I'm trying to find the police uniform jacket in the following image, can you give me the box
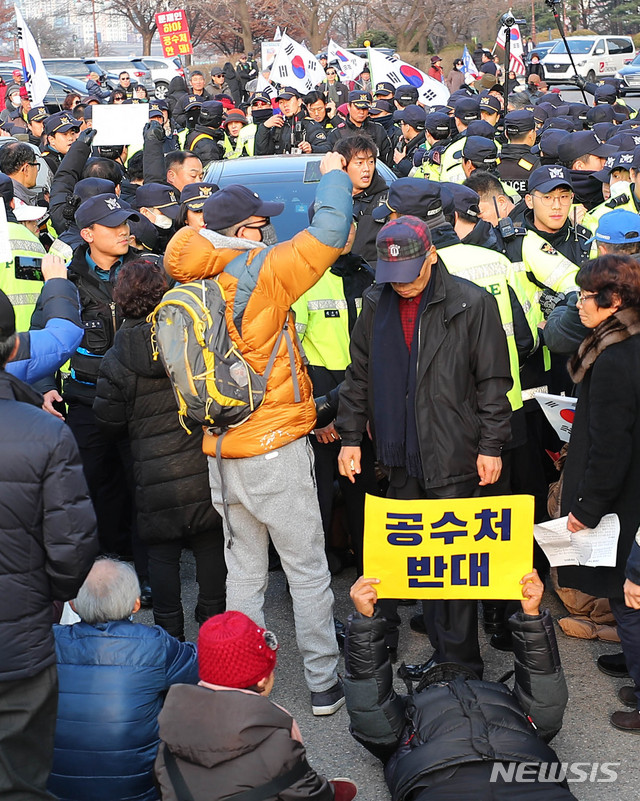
[172,89,213,129]
[254,112,330,155]
[496,144,540,196]
[184,124,224,165]
[40,146,64,177]
[343,608,568,801]
[336,258,512,489]
[327,117,393,166]
[393,131,426,177]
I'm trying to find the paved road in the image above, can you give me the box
[139,553,638,800]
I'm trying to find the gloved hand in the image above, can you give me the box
[78,128,97,146]
[143,120,165,142]
[571,74,586,89]
[314,388,340,429]
[540,288,567,319]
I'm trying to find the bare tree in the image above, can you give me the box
[101,0,157,55]
[24,15,79,58]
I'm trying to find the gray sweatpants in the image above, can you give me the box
[208,437,339,692]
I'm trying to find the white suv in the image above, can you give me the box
[541,36,635,84]
[132,57,186,99]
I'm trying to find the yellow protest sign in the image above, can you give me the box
[363,494,534,600]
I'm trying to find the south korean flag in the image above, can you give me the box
[271,33,325,94]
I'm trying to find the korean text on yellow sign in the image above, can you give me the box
[363,494,534,600]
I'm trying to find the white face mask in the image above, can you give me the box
[153,211,173,229]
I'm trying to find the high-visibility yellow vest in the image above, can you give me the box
[0,222,46,331]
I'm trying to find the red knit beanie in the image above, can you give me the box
[198,610,278,689]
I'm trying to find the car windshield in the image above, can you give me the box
[204,158,394,241]
[631,53,640,65]
[549,39,595,55]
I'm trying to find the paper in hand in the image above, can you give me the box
[533,514,620,568]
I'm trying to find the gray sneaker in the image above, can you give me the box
[311,680,345,716]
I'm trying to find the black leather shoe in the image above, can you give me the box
[489,630,514,652]
[397,657,438,682]
[139,582,153,609]
[597,652,629,678]
[618,686,638,709]
[409,613,427,635]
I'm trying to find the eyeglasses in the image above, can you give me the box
[27,161,40,170]
[532,191,574,206]
[121,76,130,81]
[327,71,336,76]
[577,290,598,304]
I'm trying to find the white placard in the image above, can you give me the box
[92,104,150,149]
[533,514,620,568]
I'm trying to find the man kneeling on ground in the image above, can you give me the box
[343,571,577,800]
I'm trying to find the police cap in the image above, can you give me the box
[372,178,443,223]
[479,94,501,115]
[465,120,496,139]
[349,90,371,108]
[43,111,81,136]
[446,184,480,218]
[527,165,573,194]
[75,193,140,229]
[461,135,498,165]
[504,110,536,137]
[276,86,300,100]
[374,82,395,97]
[586,105,626,126]
[454,97,480,123]
[394,85,419,107]
[27,106,48,123]
[424,111,451,136]
[180,182,219,210]
[393,104,426,130]
[557,131,617,165]
[135,183,181,220]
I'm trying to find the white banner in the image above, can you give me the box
[327,39,367,82]
[270,33,325,94]
[367,47,449,107]
[260,41,281,71]
[92,104,150,148]
[15,5,50,106]
[495,23,526,76]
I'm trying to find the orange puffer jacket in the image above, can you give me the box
[163,169,353,459]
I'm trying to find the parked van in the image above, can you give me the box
[541,35,635,83]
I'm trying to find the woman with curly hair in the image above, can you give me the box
[93,259,226,640]
[560,253,640,733]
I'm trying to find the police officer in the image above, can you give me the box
[26,106,48,148]
[135,182,180,251]
[582,150,640,234]
[557,130,618,209]
[176,95,203,149]
[497,110,540,196]
[255,86,330,155]
[393,85,419,110]
[438,96,481,180]
[413,112,453,180]
[184,100,225,166]
[327,90,393,166]
[304,91,336,131]
[373,81,395,105]
[368,99,399,144]
[40,112,82,176]
[479,94,501,128]
[392,105,426,177]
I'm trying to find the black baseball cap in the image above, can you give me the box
[592,152,633,183]
[129,216,159,252]
[608,131,640,150]
[594,85,618,105]
[372,178,443,223]
[135,183,180,220]
[75,193,140,229]
[393,104,426,130]
[527,165,573,194]
[349,90,372,108]
[532,129,570,159]
[446,184,481,218]
[0,289,16,340]
[461,135,498,165]
[586,105,625,126]
[250,92,272,105]
[395,85,419,106]
[557,131,617,164]
[43,111,81,136]
[374,82,395,97]
[184,95,203,111]
[149,100,167,119]
[203,185,284,230]
[504,110,535,137]
[180,181,220,210]
[369,99,394,116]
[454,97,480,123]
[424,112,451,136]
[276,86,300,100]
[75,177,116,200]
[375,216,432,283]
[465,120,496,140]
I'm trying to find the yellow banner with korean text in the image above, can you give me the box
[363,494,534,600]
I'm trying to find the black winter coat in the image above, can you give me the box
[560,322,640,598]
[343,609,569,801]
[327,117,393,166]
[93,319,221,544]
[49,138,93,235]
[336,259,512,488]
[166,76,188,119]
[254,113,331,155]
[0,370,98,681]
[184,124,224,165]
[351,170,389,268]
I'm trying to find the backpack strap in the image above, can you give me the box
[189,132,214,150]
[162,744,196,801]
[226,758,311,801]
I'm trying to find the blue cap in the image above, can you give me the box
[557,131,618,165]
[129,215,159,252]
[372,178,443,223]
[44,111,81,136]
[375,216,432,283]
[184,95,204,111]
[446,184,481,218]
[275,86,300,100]
[454,97,480,122]
[527,165,573,194]
[135,183,180,220]
[393,104,426,130]
[180,181,219,210]
[203,184,284,230]
[589,209,640,244]
[75,193,140,229]
[394,85,419,106]
[349,90,372,108]
[75,177,116,200]
[461,135,498,165]
[465,120,496,140]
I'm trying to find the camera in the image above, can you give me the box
[500,11,527,27]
